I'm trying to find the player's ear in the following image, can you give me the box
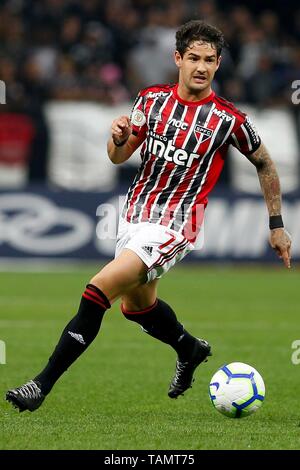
[174,51,182,68]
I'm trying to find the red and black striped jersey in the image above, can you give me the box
[122,83,261,243]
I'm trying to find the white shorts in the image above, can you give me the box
[115,217,195,282]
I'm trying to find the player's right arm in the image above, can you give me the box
[107,115,146,165]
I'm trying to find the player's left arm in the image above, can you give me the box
[244,142,292,268]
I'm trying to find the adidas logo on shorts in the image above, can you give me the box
[142,245,153,256]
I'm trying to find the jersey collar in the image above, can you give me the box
[173,83,215,106]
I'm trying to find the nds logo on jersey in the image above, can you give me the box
[213,108,234,122]
[168,118,188,130]
[194,124,213,143]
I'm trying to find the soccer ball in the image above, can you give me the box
[209,362,265,418]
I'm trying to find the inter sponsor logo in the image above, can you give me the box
[194,124,213,142]
[149,135,200,168]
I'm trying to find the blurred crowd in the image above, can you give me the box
[1,0,300,109]
[0,0,299,188]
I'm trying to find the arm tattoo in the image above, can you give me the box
[245,143,282,216]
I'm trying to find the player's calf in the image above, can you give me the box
[6,284,110,412]
[122,298,211,396]
[121,298,197,359]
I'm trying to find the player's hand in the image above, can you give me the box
[269,228,292,269]
[111,116,132,145]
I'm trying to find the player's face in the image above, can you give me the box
[175,41,221,96]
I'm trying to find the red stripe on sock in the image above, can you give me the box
[121,299,158,315]
[83,292,107,309]
[85,288,109,306]
[85,287,103,301]
[86,285,111,309]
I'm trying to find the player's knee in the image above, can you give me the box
[121,297,140,313]
[121,295,157,314]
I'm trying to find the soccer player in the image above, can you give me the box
[6,20,291,412]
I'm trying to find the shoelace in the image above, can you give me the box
[173,361,189,384]
[15,381,41,399]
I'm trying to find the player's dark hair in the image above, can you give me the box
[176,20,225,57]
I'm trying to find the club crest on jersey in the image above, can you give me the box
[131,109,146,127]
[194,124,213,143]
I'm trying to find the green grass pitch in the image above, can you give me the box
[0,265,299,450]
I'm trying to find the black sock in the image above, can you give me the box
[122,299,197,361]
[35,284,110,395]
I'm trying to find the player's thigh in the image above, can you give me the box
[121,279,159,311]
[90,249,148,303]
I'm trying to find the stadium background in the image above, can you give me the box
[0,0,300,451]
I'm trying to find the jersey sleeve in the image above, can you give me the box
[229,115,261,154]
[130,91,148,139]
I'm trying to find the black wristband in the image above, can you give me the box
[113,138,128,147]
[269,215,284,230]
